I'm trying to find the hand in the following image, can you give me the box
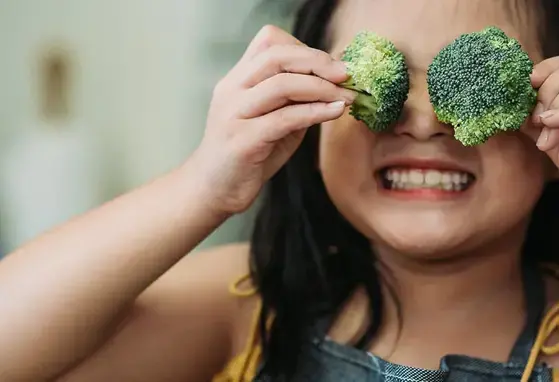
[190,25,356,215]
[527,57,559,165]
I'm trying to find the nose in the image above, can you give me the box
[392,86,454,141]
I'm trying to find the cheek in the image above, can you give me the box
[319,114,376,193]
[318,122,551,257]
[319,116,387,243]
[477,134,548,223]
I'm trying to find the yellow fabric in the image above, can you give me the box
[521,301,559,381]
[215,273,559,382]
[212,274,268,382]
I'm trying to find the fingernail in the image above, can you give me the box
[328,100,346,109]
[336,60,349,75]
[534,102,544,117]
[343,90,357,104]
[537,127,550,149]
[540,109,556,120]
[533,103,544,125]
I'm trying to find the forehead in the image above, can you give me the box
[329,0,542,68]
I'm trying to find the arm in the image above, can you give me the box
[0,24,352,382]
[57,243,255,382]
[0,155,231,381]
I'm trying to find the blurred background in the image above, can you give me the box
[0,1,295,257]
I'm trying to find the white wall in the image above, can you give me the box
[0,0,283,254]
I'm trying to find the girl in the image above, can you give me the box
[3,0,559,381]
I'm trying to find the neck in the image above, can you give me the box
[370,226,530,364]
[379,246,523,317]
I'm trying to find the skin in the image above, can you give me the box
[0,26,354,382]
[2,0,559,381]
[323,0,550,259]
[322,0,559,367]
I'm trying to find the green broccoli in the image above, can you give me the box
[427,26,537,146]
[340,31,410,132]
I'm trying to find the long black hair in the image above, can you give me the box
[249,0,559,378]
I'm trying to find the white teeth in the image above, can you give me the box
[443,182,453,191]
[424,170,441,185]
[401,172,409,183]
[452,173,461,184]
[383,168,472,191]
[409,170,423,185]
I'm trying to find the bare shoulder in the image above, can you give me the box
[60,243,256,382]
[140,242,256,330]
[140,241,261,356]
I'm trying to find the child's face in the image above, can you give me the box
[320,0,554,258]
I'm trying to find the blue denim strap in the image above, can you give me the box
[507,262,546,365]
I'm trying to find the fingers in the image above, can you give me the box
[540,108,559,127]
[535,70,559,112]
[531,57,559,88]
[238,44,348,87]
[224,25,305,88]
[534,126,559,168]
[531,58,559,130]
[522,122,559,168]
[536,125,559,149]
[241,25,304,62]
[219,25,350,148]
[536,109,559,152]
[251,101,347,143]
[238,73,356,119]
[526,107,559,167]
[526,109,559,151]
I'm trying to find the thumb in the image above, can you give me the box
[521,122,542,143]
[522,123,559,167]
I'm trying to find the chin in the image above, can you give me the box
[373,229,469,259]
[356,208,480,260]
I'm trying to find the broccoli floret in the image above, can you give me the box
[340,31,410,132]
[427,26,537,146]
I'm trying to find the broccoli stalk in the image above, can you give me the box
[339,31,410,132]
[427,26,537,146]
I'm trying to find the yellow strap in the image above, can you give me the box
[214,274,273,381]
[521,302,559,381]
[224,299,263,381]
[224,274,261,381]
[229,273,559,381]
[229,273,258,297]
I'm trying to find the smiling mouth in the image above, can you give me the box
[379,167,476,192]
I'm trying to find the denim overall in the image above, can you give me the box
[253,265,554,381]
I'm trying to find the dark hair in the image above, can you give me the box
[249,0,559,378]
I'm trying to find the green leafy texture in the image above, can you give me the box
[340,31,410,132]
[427,26,537,146]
